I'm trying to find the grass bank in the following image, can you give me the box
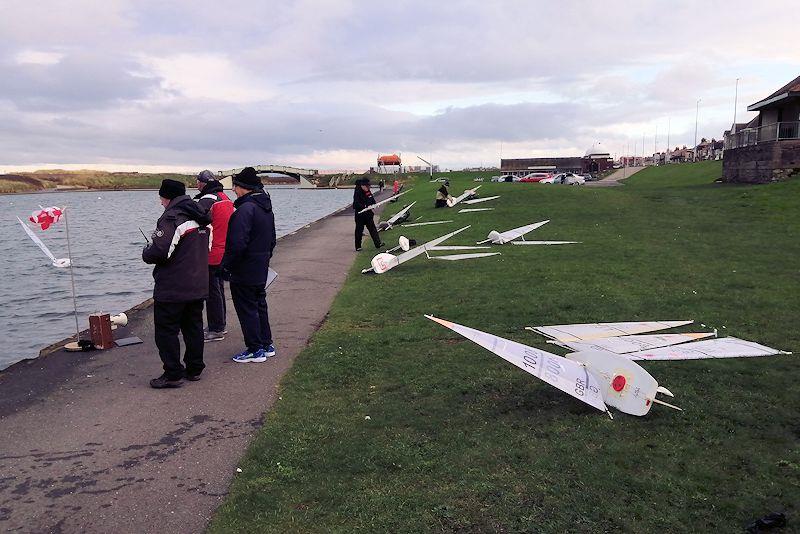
[0,170,195,193]
[211,161,799,532]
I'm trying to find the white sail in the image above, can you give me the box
[623,337,791,361]
[401,220,453,227]
[266,268,278,289]
[427,245,491,251]
[478,220,549,244]
[358,189,412,214]
[18,216,57,264]
[560,332,715,354]
[429,252,500,261]
[446,185,482,208]
[512,240,580,245]
[369,226,471,274]
[462,195,500,205]
[458,208,495,213]
[384,201,416,226]
[426,315,607,413]
[528,321,694,342]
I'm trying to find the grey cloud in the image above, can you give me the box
[0,52,160,111]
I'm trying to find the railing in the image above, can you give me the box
[725,121,800,149]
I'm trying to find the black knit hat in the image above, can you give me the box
[159,179,186,200]
[233,167,263,190]
[196,169,216,183]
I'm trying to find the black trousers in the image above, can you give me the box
[154,299,205,380]
[230,282,272,352]
[355,213,381,249]
[206,265,226,332]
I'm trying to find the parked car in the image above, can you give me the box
[543,173,585,185]
[519,173,552,182]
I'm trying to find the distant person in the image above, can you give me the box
[435,180,452,208]
[352,178,384,251]
[143,179,211,388]
[221,167,277,363]
[393,179,400,195]
[378,179,385,192]
[194,170,235,342]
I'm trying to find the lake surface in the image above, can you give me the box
[0,187,353,370]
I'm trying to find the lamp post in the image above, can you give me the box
[694,98,701,162]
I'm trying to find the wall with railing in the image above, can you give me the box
[725,121,800,150]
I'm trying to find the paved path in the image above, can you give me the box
[584,165,647,187]
[0,195,383,533]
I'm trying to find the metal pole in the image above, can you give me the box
[694,98,701,161]
[667,117,671,163]
[733,78,740,131]
[642,132,645,166]
[654,125,658,163]
[63,207,80,341]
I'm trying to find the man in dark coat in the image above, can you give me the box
[143,179,211,388]
[353,178,384,251]
[194,170,235,342]
[221,167,277,363]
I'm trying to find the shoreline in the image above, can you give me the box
[1,199,355,374]
[0,189,382,533]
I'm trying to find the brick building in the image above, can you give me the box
[723,74,800,183]
[501,147,613,176]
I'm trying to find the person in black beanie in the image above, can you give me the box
[352,178,384,251]
[221,167,277,363]
[143,179,211,388]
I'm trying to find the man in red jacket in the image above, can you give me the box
[195,170,235,342]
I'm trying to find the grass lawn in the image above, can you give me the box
[210,161,799,533]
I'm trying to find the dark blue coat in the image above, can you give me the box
[221,190,276,285]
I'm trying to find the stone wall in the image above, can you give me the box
[722,139,800,183]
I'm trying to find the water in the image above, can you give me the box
[0,187,353,370]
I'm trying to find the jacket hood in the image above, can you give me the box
[234,190,273,212]
[169,195,212,225]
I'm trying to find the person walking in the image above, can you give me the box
[353,178,383,251]
[143,179,211,388]
[392,179,400,195]
[194,170,234,342]
[221,167,277,363]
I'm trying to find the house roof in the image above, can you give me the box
[748,74,800,111]
[377,154,401,165]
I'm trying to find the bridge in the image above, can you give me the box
[217,165,319,189]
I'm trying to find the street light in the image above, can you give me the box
[694,98,702,162]
[417,155,434,180]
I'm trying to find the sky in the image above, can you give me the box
[1,0,798,173]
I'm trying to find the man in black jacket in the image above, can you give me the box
[353,178,384,251]
[143,179,211,388]
[221,167,277,363]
